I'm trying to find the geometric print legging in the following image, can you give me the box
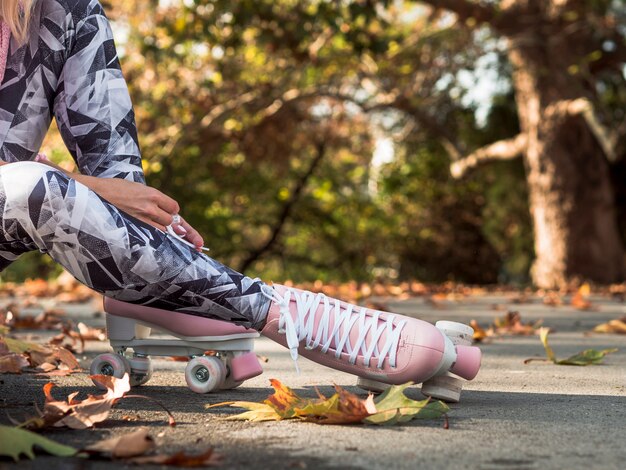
[0,162,271,330]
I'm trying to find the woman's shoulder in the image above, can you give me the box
[38,0,106,24]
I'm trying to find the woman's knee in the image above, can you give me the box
[0,161,65,205]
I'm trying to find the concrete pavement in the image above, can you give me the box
[1,292,625,469]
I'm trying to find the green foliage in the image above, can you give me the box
[31,0,546,285]
[0,252,63,283]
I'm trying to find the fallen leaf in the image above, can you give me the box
[23,374,131,429]
[364,383,449,425]
[1,337,81,375]
[493,311,542,336]
[524,328,618,366]
[0,353,29,373]
[207,379,448,426]
[470,312,541,342]
[571,283,594,310]
[130,448,221,467]
[470,320,491,342]
[49,323,85,353]
[84,428,220,466]
[0,424,77,461]
[76,322,106,341]
[2,336,48,355]
[85,428,155,458]
[542,292,563,307]
[593,317,626,334]
[264,379,302,418]
[29,344,81,372]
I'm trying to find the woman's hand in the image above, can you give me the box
[80,176,205,251]
[7,157,205,251]
[169,214,205,251]
[27,156,204,251]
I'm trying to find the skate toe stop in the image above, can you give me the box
[450,345,481,380]
[230,352,264,381]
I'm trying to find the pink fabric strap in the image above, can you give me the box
[0,19,10,85]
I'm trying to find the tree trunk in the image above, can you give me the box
[508,40,625,288]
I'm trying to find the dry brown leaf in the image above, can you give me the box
[1,337,80,375]
[470,320,491,342]
[543,291,563,307]
[130,448,221,467]
[304,385,372,425]
[0,353,29,373]
[24,374,131,429]
[83,427,219,465]
[49,324,84,353]
[3,308,65,331]
[471,312,541,342]
[21,279,54,297]
[76,322,106,341]
[86,428,155,458]
[593,317,626,334]
[121,413,141,422]
[493,311,542,336]
[29,344,81,372]
[571,283,594,310]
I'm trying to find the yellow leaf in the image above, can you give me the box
[526,328,617,366]
[207,379,448,426]
[539,327,556,362]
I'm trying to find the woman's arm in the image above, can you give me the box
[47,1,203,248]
[52,0,144,184]
[26,155,204,248]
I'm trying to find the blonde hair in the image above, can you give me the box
[1,0,34,45]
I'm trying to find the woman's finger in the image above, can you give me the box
[179,217,204,250]
[136,214,166,232]
[154,190,180,215]
[150,206,177,228]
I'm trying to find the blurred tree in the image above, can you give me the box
[97,0,529,284]
[15,0,605,288]
[418,0,626,288]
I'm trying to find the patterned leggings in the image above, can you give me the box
[0,162,271,330]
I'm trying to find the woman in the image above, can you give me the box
[0,0,479,388]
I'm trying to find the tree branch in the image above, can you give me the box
[547,98,621,162]
[238,141,327,273]
[450,133,527,178]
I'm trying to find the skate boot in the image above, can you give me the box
[90,298,264,393]
[260,285,480,403]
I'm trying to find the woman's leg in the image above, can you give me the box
[0,161,271,329]
[0,161,481,391]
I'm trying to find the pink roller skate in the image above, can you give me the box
[261,285,481,403]
[90,298,263,393]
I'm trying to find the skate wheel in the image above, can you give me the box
[421,374,463,403]
[185,356,226,393]
[90,353,130,389]
[356,377,391,394]
[128,356,153,387]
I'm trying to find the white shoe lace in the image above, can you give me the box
[166,215,211,253]
[262,286,407,373]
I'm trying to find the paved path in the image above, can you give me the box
[2,293,626,469]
